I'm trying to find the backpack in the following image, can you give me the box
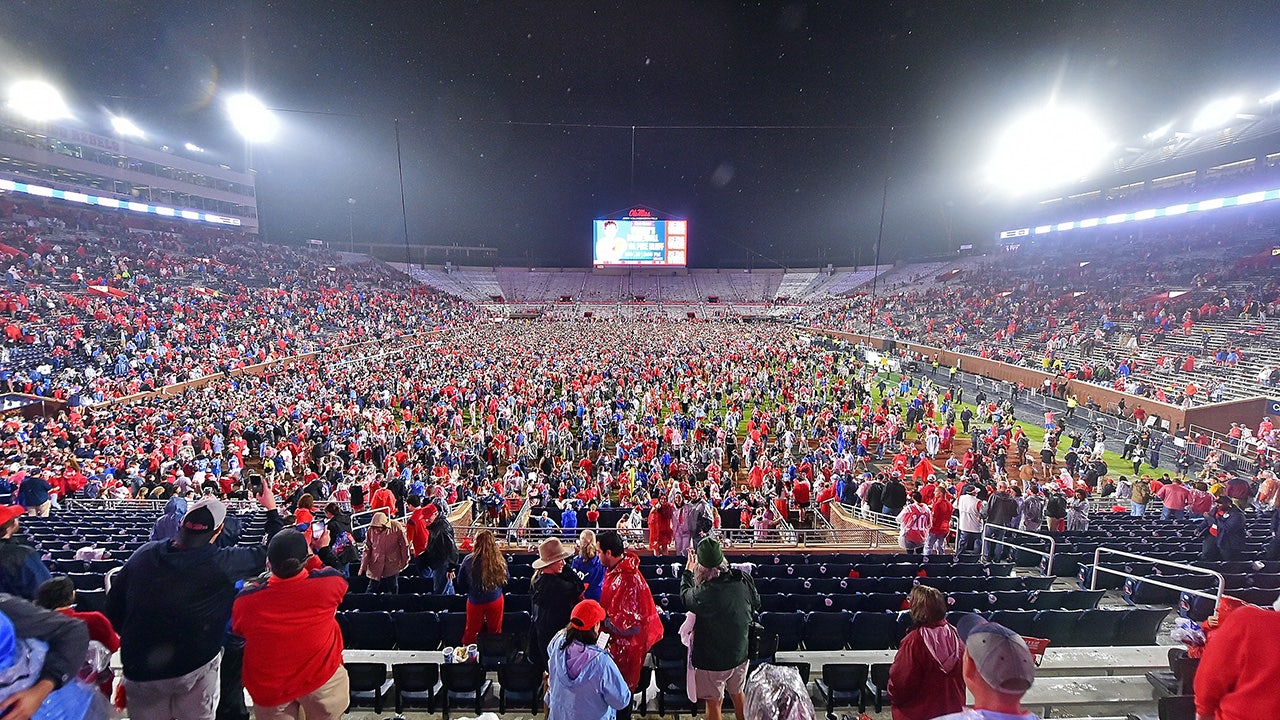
[332,531,359,567]
[1045,495,1067,518]
[1020,496,1045,528]
[695,504,714,536]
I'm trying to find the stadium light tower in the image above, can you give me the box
[6,80,71,121]
[222,93,412,266]
[986,105,1110,195]
[225,93,279,143]
[1192,97,1242,131]
[109,115,145,138]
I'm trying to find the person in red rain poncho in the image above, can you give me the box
[597,530,662,715]
[647,493,674,555]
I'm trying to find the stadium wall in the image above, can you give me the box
[804,327,1256,434]
[96,334,434,409]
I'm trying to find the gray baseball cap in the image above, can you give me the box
[955,613,1037,694]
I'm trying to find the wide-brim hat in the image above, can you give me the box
[532,537,573,569]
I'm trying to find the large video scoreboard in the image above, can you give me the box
[593,208,687,267]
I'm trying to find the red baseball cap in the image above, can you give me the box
[570,599,607,630]
[0,506,24,526]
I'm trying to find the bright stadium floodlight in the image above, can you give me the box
[109,115,145,138]
[7,80,71,121]
[225,92,278,142]
[987,105,1110,195]
[1144,122,1174,142]
[184,142,205,153]
[1261,89,1280,105]
[1192,97,1242,131]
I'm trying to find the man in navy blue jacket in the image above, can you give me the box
[0,504,50,599]
[106,490,282,720]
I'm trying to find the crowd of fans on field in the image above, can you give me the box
[0,198,1274,719]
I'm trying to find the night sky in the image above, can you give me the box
[4,1,1280,267]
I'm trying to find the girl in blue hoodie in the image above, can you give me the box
[545,599,631,720]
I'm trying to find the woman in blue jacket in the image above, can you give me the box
[571,530,605,601]
[545,599,631,720]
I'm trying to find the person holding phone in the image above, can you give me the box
[544,600,631,720]
[107,483,284,720]
[232,529,349,720]
[679,537,759,720]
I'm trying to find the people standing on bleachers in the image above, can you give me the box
[882,474,908,517]
[679,537,759,720]
[1188,481,1215,521]
[1193,597,1280,720]
[888,585,964,720]
[1044,487,1067,532]
[106,492,282,720]
[149,495,187,542]
[358,511,409,594]
[1018,487,1044,532]
[1065,489,1090,531]
[926,488,953,557]
[898,492,931,555]
[529,537,585,670]
[672,493,693,556]
[955,486,983,556]
[17,471,50,518]
[597,530,662,720]
[1200,496,1248,562]
[231,529,348,720]
[572,529,605,601]
[932,614,1041,720]
[423,501,459,594]
[1129,475,1151,516]
[983,483,1019,562]
[320,502,358,572]
[0,504,50,600]
[458,529,508,644]
[648,494,674,556]
[403,494,432,572]
[1155,476,1191,520]
[544,599,632,720]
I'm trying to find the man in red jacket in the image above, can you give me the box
[369,480,397,517]
[232,529,348,719]
[598,530,662,720]
[405,496,436,574]
[1194,598,1280,720]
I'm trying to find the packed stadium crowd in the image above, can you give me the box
[811,220,1280,408]
[0,198,476,404]
[0,195,1276,720]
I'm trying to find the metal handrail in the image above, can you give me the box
[980,523,1057,575]
[65,497,265,513]
[1089,547,1226,605]
[352,507,412,533]
[505,500,534,543]
[839,502,901,529]
[480,524,892,550]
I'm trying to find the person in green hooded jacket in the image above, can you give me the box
[679,537,759,720]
